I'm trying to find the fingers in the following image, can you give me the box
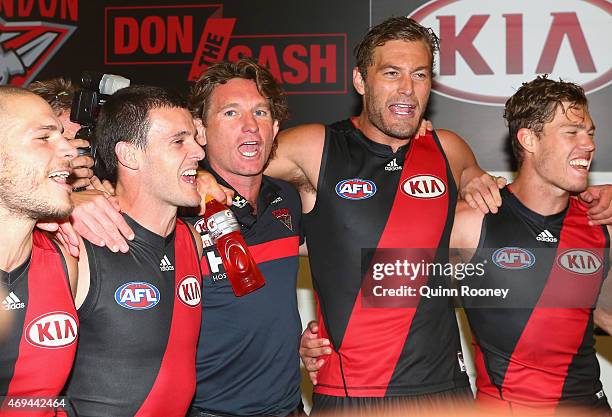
[71,178,92,190]
[35,222,59,232]
[300,338,332,360]
[461,174,503,214]
[587,204,612,225]
[308,369,320,386]
[415,118,433,138]
[463,189,491,214]
[56,223,80,257]
[578,190,595,205]
[71,155,94,170]
[486,177,503,209]
[583,185,612,225]
[101,180,116,195]
[69,139,90,149]
[70,191,134,252]
[59,221,80,247]
[196,171,235,214]
[221,185,235,206]
[496,176,507,189]
[307,320,319,335]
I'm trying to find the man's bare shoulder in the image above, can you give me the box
[435,129,470,154]
[48,234,78,297]
[451,201,486,249]
[277,123,326,146]
[267,123,326,193]
[455,200,486,225]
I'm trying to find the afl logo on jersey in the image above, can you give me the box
[177,276,202,307]
[25,312,78,349]
[557,249,602,275]
[401,175,446,199]
[115,282,160,310]
[335,179,377,200]
[492,247,535,269]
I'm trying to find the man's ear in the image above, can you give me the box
[194,117,206,146]
[272,119,280,139]
[353,67,366,96]
[115,141,139,170]
[516,128,537,155]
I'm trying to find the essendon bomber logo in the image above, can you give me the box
[410,0,612,105]
[25,311,78,349]
[105,4,347,93]
[0,0,77,86]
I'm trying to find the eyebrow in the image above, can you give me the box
[169,130,191,140]
[560,123,596,131]
[380,64,431,72]
[218,102,271,111]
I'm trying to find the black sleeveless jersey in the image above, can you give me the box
[303,119,467,397]
[0,231,77,417]
[464,187,610,411]
[64,217,202,417]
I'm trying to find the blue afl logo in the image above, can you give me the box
[114,282,160,310]
[335,178,377,200]
[492,247,536,270]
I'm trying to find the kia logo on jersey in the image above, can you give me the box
[177,276,202,307]
[25,311,78,349]
[557,249,602,275]
[401,175,446,199]
[410,0,611,105]
[335,179,377,200]
[114,282,160,310]
[492,247,535,269]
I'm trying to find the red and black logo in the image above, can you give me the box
[105,4,347,94]
[0,17,75,86]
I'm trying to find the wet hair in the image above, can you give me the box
[95,85,187,183]
[27,77,75,116]
[354,16,439,79]
[504,75,588,166]
[189,58,289,125]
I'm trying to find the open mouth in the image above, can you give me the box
[181,168,197,185]
[389,103,416,117]
[569,158,590,172]
[48,169,72,190]
[238,141,260,158]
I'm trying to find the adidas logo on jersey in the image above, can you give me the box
[159,255,175,271]
[385,158,402,171]
[536,229,558,242]
[2,292,25,310]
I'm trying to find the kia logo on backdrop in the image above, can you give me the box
[410,0,612,105]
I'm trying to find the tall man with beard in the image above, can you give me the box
[0,86,78,416]
[277,17,612,414]
[63,85,205,417]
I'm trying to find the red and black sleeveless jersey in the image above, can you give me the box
[64,216,202,417]
[464,187,610,411]
[303,119,467,397]
[0,231,77,417]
